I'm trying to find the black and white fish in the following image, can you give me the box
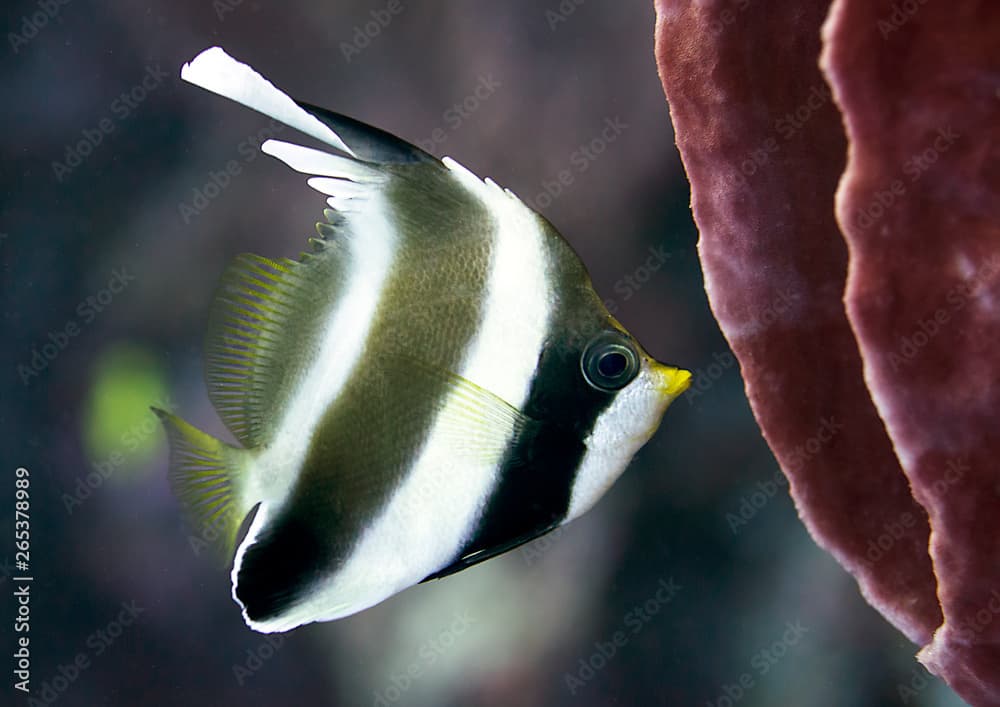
[155,47,691,633]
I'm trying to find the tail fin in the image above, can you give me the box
[153,408,255,561]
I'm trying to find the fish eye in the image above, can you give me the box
[581,332,640,391]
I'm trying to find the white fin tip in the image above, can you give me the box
[181,47,357,158]
[262,140,381,182]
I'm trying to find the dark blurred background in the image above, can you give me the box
[0,2,969,706]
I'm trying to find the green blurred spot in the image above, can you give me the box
[82,343,170,481]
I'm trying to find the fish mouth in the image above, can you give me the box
[650,364,692,400]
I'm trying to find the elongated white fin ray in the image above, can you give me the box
[262,140,384,210]
[181,47,357,157]
[307,177,370,200]
[261,140,381,182]
[314,187,368,212]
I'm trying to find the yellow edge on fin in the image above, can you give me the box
[153,407,253,562]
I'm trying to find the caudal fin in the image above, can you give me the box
[153,408,255,561]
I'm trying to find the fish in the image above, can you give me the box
[154,46,691,633]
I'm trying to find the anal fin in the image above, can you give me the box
[153,408,255,561]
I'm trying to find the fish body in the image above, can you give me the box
[157,47,691,632]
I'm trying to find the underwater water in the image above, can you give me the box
[1,1,973,705]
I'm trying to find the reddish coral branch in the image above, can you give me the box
[654,0,941,645]
[655,0,1000,703]
[822,0,1000,703]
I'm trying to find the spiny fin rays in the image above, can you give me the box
[204,252,342,447]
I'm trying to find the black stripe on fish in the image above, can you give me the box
[234,354,478,624]
[235,511,332,623]
[233,167,500,625]
[423,337,617,580]
[296,100,438,165]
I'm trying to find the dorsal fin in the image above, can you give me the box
[204,250,344,447]
[181,47,356,156]
[294,100,438,165]
[181,47,437,166]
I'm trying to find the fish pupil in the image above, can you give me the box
[598,351,628,378]
[581,333,639,391]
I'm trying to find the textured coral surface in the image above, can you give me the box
[656,0,999,703]
[823,1,1000,703]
